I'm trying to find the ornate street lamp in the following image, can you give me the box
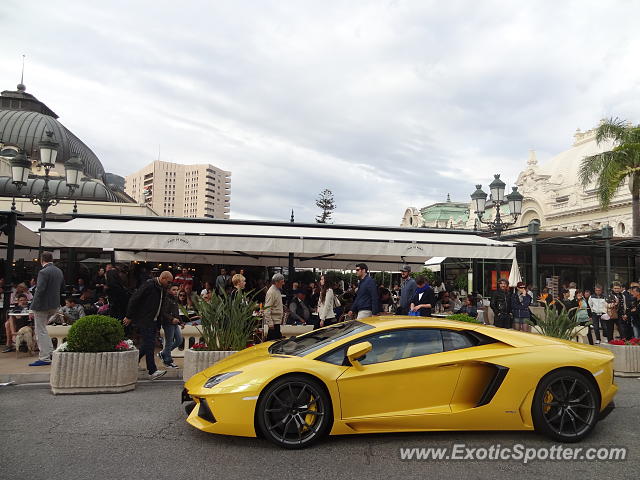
[9,131,82,231]
[471,174,523,238]
[9,151,31,185]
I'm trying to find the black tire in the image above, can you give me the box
[256,375,333,449]
[532,369,600,442]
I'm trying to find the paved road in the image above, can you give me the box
[1,378,638,480]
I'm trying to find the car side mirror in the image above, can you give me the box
[346,341,372,369]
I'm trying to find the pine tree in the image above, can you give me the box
[315,189,336,223]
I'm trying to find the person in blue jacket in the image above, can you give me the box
[511,281,533,332]
[348,263,380,319]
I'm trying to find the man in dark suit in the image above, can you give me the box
[29,251,65,366]
[123,271,173,380]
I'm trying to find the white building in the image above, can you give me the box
[513,128,629,236]
[125,161,231,219]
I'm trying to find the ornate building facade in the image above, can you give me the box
[402,126,632,237]
[513,129,629,236]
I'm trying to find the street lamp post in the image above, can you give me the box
[601,225,614,289]
[471,174,524,287]
[8,131,83,257]
[470,174,523,238]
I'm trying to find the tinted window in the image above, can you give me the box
[442,330,474,351]
[269,321,373,356]
[317,328,444,366]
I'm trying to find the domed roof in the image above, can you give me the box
[0,176,120,202]
[0,86,105,179]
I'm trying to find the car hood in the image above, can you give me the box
[184,342,295,389]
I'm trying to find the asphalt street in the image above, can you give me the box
[1,378,638,480]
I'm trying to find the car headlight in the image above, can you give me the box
[204,371,242,388]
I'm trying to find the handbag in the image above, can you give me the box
[408,310,420,316]
[607,297,619,320]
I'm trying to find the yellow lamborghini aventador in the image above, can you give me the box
[182,317,617,449]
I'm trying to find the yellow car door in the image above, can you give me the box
[336,328,466,420]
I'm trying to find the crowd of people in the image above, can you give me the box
[490,278,640,344]
[3,254,639,374]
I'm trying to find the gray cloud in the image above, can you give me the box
[1,0,639,225]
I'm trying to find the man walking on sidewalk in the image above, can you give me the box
[123,271,173,380]
[29,251,64,367]
[348,263,380,319]
[397,265,417,315]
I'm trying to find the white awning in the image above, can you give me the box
[424,256,446,272]
[0,220,41,248]
[40,215,515,269]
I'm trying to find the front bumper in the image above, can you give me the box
[182,385,258,437]
[182,387,191,403]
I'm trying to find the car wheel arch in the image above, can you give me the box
[253,372,335,438]
[536,366,602,408]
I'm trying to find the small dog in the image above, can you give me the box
[15,326,35,358]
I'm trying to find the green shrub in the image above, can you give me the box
[66,315,125,352]
[445,313,482,324]
[410,267,437,285]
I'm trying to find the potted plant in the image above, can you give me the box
[445,313,482,324]
[50,315,138,394]
[529,303,585,340]
[599,338,640,377]
[183,291,258,381]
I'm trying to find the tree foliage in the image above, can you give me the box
[315,189,336,223]
[579,118,640,210]
[410,267,437,285]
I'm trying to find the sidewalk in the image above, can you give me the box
[0,349,185,384]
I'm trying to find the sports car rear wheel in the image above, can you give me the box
[256,375,332,449]
[532,369,599,443]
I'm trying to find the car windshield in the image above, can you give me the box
[268,321,373,357]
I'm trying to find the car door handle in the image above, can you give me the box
[438,363,458,368]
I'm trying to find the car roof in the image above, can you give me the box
[358,315,567,348]
[359,315,482,331]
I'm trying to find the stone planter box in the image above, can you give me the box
[183,349,237,381]
[50,350,138,394]
[599,344,640,377]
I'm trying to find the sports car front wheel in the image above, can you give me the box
[532,369,599,443]
[256,375,332,449]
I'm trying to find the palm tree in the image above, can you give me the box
[579,118,640,236]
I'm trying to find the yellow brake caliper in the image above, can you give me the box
[543,390,554,414]
[302,394,317,432]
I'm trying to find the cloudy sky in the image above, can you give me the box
[1,0,639,225]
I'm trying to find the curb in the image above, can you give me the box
[1,368,184,385]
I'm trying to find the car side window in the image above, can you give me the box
[317,328,444,366]
[441,330,475,351]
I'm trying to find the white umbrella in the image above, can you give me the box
[508,258,522,287]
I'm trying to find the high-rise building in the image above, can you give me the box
[125,161,231,218]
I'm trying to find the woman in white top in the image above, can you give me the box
[317,274,339,329]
